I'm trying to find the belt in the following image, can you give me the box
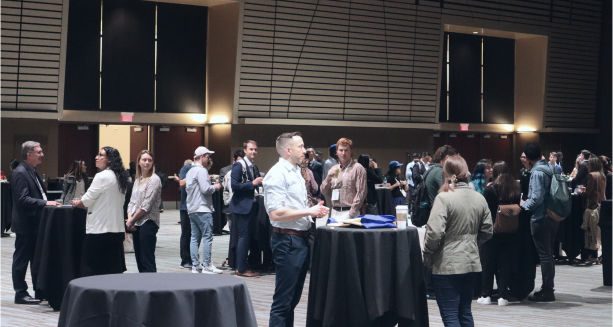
[272,227,309,238]
[332,206,350,211]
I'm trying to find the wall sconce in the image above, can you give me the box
[208,115,230,124]
[189,114,207,124]
[516,126,537,133]
[501,124,515,132]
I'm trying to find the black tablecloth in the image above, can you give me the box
[307,226,428,327]
[1,182,11,233]
[376,188,396,216]
[58,273,257,327]
[32,206,86,310]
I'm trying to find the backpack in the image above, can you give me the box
[411,168,434,227]
[533,164,572,222]
[222,170,233,206]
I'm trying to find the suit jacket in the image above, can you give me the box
[229,160,260,215]
[11,161,47,234]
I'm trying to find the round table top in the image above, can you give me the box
[318,225,417,234]
[69,273,246,292]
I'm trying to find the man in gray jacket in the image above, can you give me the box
[521,142,556,302]
[186,146,222,274]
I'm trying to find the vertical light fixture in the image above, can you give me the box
[446,33,450,121]
[154,4,158,112]
[99,0,104,110]
[480,36,484,123]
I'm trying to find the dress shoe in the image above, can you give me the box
[528,289,555,302]
[235,270,259,277]
[15,295,41,305]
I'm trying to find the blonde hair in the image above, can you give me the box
[136,150,155,179]
[440,154,469,192]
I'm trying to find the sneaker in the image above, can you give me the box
[497,298,509,306]
[181,263,192,269]
[528,289,555,302]
[202,265,223,274]
[191,266,201,274]
[476,296,492,305]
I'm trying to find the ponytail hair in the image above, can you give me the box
[440,154,469,193]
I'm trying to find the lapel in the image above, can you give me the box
[24,163,45,196]
[252,165,260,179]
[242,159,253,181]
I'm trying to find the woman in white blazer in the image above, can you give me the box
[72,146,129,276]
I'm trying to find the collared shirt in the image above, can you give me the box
[243,157,255,179]
[185,163,216,214]
[263,157,311,231]
[323,157,337,180]
[320,159,367,217]
[406,161,416,187]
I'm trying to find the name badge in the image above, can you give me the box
[331,189,340,201]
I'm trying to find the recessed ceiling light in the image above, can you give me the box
[472,31,479,34]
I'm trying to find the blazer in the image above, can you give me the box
[81,169,125,234]
[229,160,260,215]
[11,161,47,234]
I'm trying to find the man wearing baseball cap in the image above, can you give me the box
[185,146,222,274]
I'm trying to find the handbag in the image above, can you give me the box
[494,203,520,233]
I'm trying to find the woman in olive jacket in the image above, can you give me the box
[423,154,493,327]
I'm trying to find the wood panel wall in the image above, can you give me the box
[1,0,64,112]
[237,0,603,129]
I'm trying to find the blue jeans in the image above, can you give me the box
[432,273,477,327]
[189,212,213,267]
[531,218,559,291]
[269,233,309,327]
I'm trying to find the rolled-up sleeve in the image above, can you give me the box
[139,175,162,213]
[263,172,285,213]
[350,166,367,217]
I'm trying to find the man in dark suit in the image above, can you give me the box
[11,141,59,304]
[306,147,323,186]
[230,140,262,277]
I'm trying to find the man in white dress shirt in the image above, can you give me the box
[263,132,329,327]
